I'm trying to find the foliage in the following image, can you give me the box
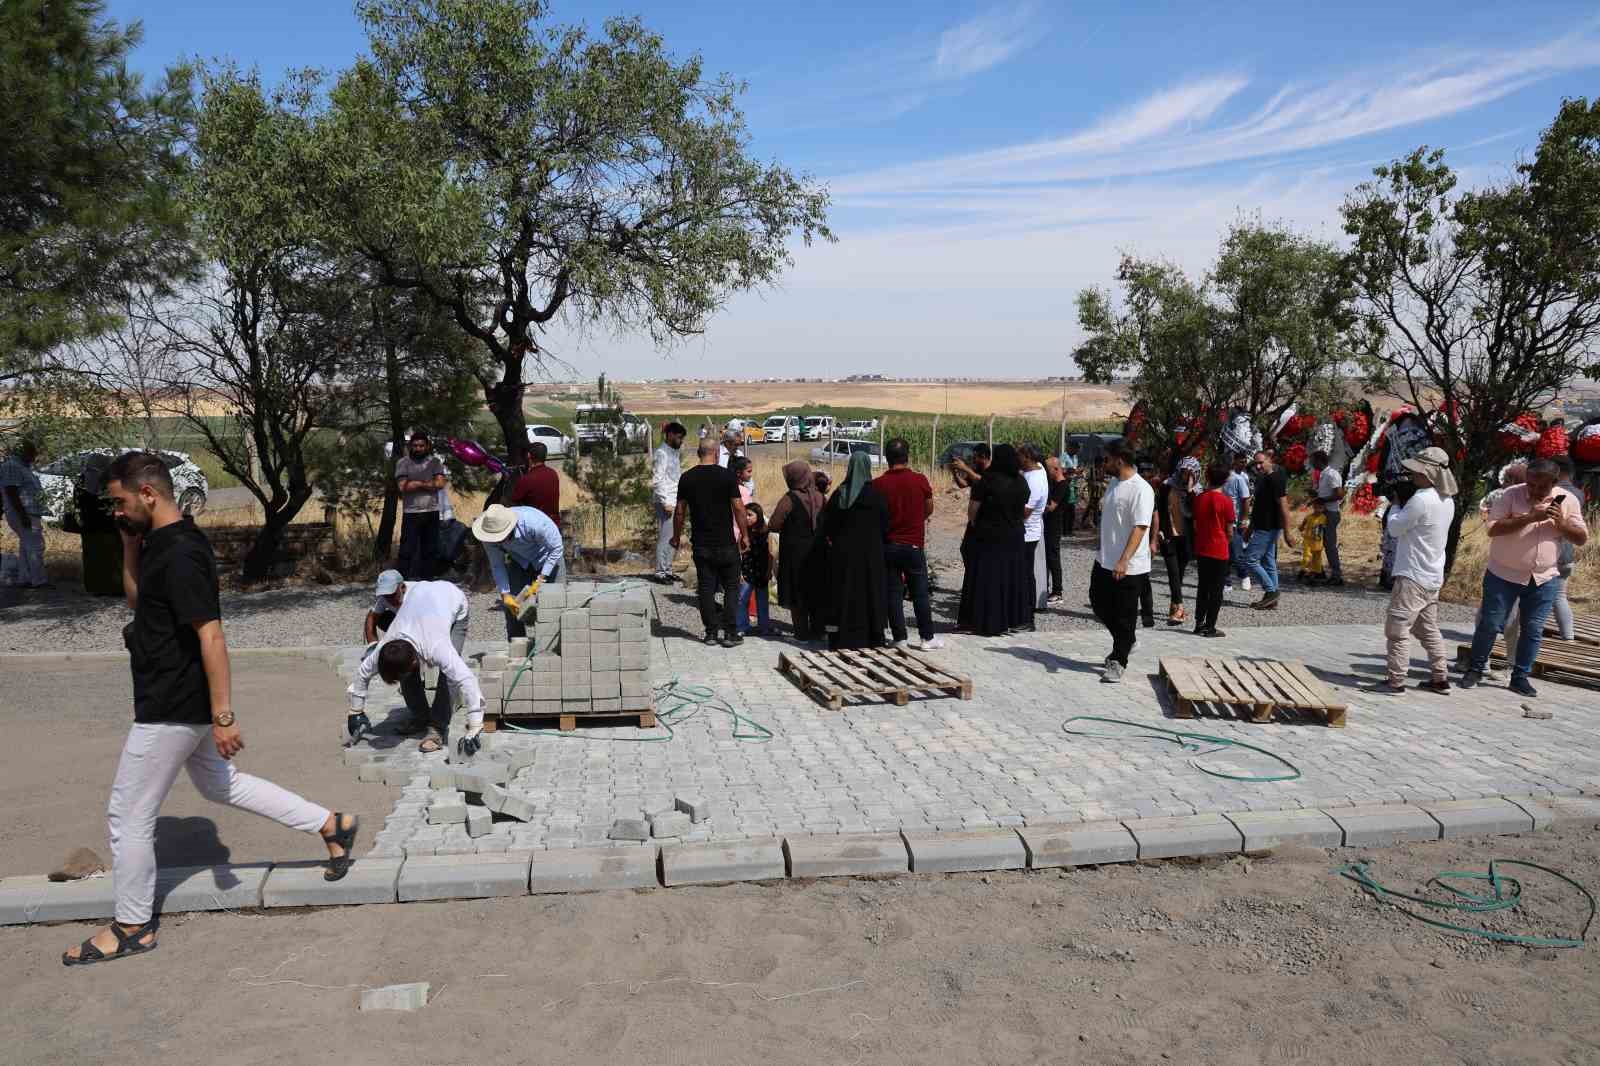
[0,0,195,373]
[1074,220,1367,455]
[1341,97,1600,572]
[563,450,651,564]
[315,0,833,454]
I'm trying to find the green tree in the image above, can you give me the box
[564,445,651,570]
[0,0,194,374]
[1074,221,1364,456]
[1341,98,1600,573]
[317,0,832,454]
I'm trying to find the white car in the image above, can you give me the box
[809,439,886,467]
[36,448,210,522]
[800,415,836,441]
[838,419,879,439]
[525,423,572,458]
[761,414,799,442]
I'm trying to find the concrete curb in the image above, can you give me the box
[1,794,1590,926]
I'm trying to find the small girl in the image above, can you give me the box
[738,501,774,636]
[1298,508,1326,581]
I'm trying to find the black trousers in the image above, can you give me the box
[1062,503,1076,536]
[694,546,741,636]
[1139,572,1154,626]
[1194,555,1228,633]
[397,509,440,580]
[1090,561,1141,666]
[1043,528,1063,594]
[1162,535,1190,608]
[884,542,934,643]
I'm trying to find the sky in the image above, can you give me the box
[107,0,1600,381]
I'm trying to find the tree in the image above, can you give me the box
[0,0,194,376]
[564,445,651,570]
[1073,220,1363,455]
[1342,98,1600,572]
[317,0,832,454]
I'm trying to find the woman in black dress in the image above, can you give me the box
[770,459,826,640]
[819,450,889,650]
[958,443,1030,636]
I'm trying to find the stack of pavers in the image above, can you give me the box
[490,580,654,725]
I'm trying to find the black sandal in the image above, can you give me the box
[62,919,159,967]
[321,813,360,882]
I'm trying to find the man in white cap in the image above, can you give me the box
[472,502,564,641]
[347,573,479,754]
[1371,446,1456,695]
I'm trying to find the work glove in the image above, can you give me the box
[345,710,372,747]
[501,593,520,613]
[455,732,482,759]
[522,578,543,600]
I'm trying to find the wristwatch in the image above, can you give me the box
[214,711,236,727]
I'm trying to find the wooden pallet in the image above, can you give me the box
[1544,615,1600,648]
[1455,638,1600,689]
[486,709,658,732]
[778,647,973,710]
[1159,657,1348,727]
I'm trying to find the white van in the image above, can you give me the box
[800,415,836,441]
[761,414,799,442]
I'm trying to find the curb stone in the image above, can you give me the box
[784,833,910,878]
[1321,804,1441,847]
[1016,821,1137,868]
[901,829,1026,873]
[1123,814,1242,860]
[1418,798,1535,838]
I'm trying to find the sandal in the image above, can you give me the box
[417,732,444,754]
[62,919,159,967]
[321,813,360,882]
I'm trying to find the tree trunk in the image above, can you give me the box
[1443,455,1492,579]
[375,481,400,562]
[489,373,527,461]
[240,499,307,583]
[374,338,405,561]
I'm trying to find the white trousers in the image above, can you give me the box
[108,723,330,924]
[3,512,45,586]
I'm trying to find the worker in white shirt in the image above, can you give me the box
[472,503,564,641]
[652,421,686,582]
[1373,447,1456,695]
[347,573,482,755]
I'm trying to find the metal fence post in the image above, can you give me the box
[878,415,884,461]
[931,413,940,476]
[1059,413,1068,457]
[986,414,994,452]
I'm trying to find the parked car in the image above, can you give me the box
[573,405,649,452]
[761,414,799,442]
[936,440,989,470]
[724,417,764,443]
[838,418,879,439]
[809,439,886,467]
[1063,432,1125,468]
[525,423,572,458]
[36,448,209,522]
[800,415,836,441]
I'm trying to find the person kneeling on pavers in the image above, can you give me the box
[347,576,483,755]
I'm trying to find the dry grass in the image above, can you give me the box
[1321,506,1597,609]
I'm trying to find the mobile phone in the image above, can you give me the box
[1553,494,1567,506]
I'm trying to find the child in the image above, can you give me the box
[1298,508,1326,582]
[1191,463,1236,637]
[738,501,773,636]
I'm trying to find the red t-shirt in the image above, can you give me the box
[509,465,560,523]
[1191,488,1236,560]
[873,466,933,548]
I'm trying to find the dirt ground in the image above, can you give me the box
[619,379,1131,421]
[0,652,393,878]
[4,823,1598,1065]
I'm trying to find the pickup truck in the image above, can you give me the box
[573,404,649,452]
[800,415,836,441]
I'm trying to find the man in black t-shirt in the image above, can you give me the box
[1042,456,1071,601]
[672,439,749,645]
[1240,448,1298,611]
[63,452,355,967]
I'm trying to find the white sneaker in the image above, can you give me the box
[890,639,909,650]
[1241,577,1252,592]
[918,636,945,650]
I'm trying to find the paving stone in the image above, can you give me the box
[397,853,532,901]
[262,859,402,907]
[901,829,1026,873]
[1503,796,1555,830]
[465,806,493,838]
[155,863,274,912]
[496,790,538,822]
[0,874,116,924]
[358,763,388,783]
[360,983,430,1011]
[1419,798,1535,838]
[529,845,659,893]
[1123,814,1242,860]
[1223,809,1343,851]
[428,801,467,825]
[1322,804,1441,847]
[675,796,712,823]
[609,818,650,841]
[784,832,909,877]
[661,839,787,886]
[650,811,692,838]
[1016,820,1138,868]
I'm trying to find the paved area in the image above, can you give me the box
[345,620,1600,858]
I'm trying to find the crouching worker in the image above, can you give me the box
[347,577,482,755]
[471,503,564,640]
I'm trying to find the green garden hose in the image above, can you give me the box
[1339,859,1595,948]
[1060,715,1302,782]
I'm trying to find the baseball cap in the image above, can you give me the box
[375,569,404,596]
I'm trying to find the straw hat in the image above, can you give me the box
[471,504,518,543]
[1401,446,1459,497]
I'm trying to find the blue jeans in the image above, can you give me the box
[1468,570,1562,680]
[1229,528,1249,581]
[883,542,935,642]
[1242,528,1280,593]
[736,580,769,634]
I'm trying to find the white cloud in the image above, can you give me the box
[935,4,1040,79]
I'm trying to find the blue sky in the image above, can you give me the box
[109,1,1600,380]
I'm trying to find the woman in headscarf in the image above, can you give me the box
[818,450,889,650]
[72,454,123,596]
[769,459,826,640]
[1158,456,1199,625]
[957,443,1030,636]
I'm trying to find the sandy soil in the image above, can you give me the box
[615,380,1132,421]
[4,823,1598,1065]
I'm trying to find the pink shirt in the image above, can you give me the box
[1486,483,1583,587]
[733,482,752,541]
